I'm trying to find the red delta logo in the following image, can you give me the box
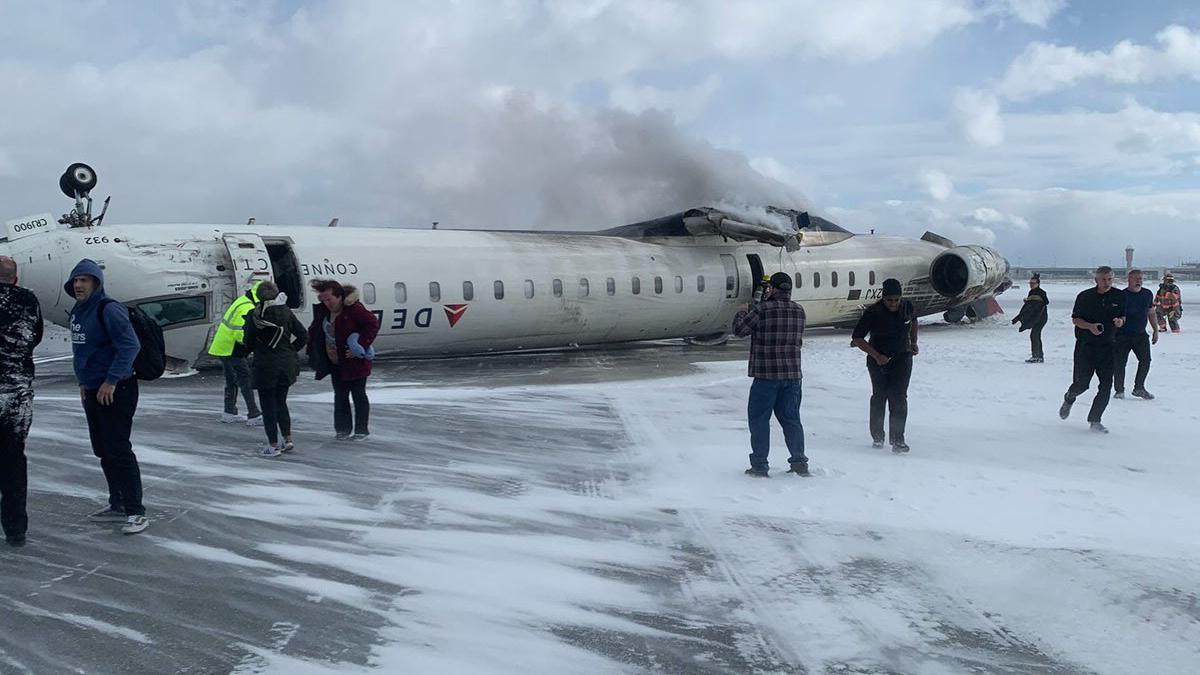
[444,304,468,327]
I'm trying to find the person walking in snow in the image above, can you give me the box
[1011,272,1048,362]
[852,278,918,453]
[207,281,266,426]
[1154,272,1182,334]
[732,272,809,477]
[307,279,379,440]
[0,256,43,547]
[66,259,149,534]
[242,281,307,457]
[1059,266,1126,434]
[1113,269,1158,401]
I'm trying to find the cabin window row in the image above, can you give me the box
[792,270,877,290]
[382,276,708,304]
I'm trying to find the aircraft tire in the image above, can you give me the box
[61,162,98,197]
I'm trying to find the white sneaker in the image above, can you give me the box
[121,515,149,534]
[88,505,127,522]
[259,444,282,458]
[221,412,246,424]
[281,440,295,453]
[246,415,264,427]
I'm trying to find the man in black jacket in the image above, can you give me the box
[1060,266,1127,433]
[852,278,918,453]
[1012,273,1048,362]
[0,256,43,547]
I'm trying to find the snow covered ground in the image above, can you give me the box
[2,281,1198,674]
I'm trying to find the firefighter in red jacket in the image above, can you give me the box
[1155,273,1182,334]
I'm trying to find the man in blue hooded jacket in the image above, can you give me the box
[66,259,149,534]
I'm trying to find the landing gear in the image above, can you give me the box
[56,162,110,228]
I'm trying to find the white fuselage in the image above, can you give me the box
[2,222,1002,365]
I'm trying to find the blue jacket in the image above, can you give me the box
[66,259,140,389]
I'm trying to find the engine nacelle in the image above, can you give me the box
[929,245,1009,299]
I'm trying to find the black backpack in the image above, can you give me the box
[98,298,167,381]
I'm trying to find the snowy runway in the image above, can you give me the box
[2,283,1198,673]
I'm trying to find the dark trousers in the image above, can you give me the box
[257,383,292,446]
[1156,308,1180,332]
[83,379,144,516]
[1065,342,1114,423]
[220,356,259,417]
[0,392,33,538]
[746,378,806,472]
[1113,333,1151,393]
[1029,321,1045,359]
[867,354,913,443]
[331,369,369,435]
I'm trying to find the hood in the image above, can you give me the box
[343,284,360,306]
[63,258,106,300]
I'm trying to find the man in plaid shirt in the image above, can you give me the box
[732,272,809,477]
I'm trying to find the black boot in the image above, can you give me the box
[786,462,811,477]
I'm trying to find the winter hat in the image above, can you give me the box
[881,278,903,297]
[769,272,793,290]
[1030,272,1041,281]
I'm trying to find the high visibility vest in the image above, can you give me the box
[207,283,262,357]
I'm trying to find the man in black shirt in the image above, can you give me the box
[1059,266,1127,432]
[1113,269,1158,400]
[852,278,918,453]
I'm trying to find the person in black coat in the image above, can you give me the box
[242,282,307,457]
[0,256,43,547]
[1012,273,1049,362]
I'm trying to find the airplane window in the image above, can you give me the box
[794,273,803,289]
[725,275,735,293]
[463,281,474,301]
[869,271,876,285]
[849,271,856,287]
[524,280,535,299]
[654,276,663,294]
[813,272,821,288]
[632,277,641,295]
[579,278,590,297]
[696,276,704,292]
[136,296,207,328]
[363,283,377,304]
[553,279,563,297]
[606,277,616,296]
[674,276,683,293]
[429,282,441,303]
[394,283,406,304]
[494,280,504,300]
[831,272,838,288]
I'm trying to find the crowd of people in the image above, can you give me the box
[0,254,1187,543]
[0,256,379,544]
[731,265,1183,476]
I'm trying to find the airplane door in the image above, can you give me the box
[222,233,273,298]
[720,254,739,299]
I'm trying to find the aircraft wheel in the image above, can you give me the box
[60,162,98,197]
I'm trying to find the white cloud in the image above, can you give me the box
[997,25,1200,101]
[921,169,956,201]
[984,0,1068,28]
[953,88,1005,146]
[608,75,723,121]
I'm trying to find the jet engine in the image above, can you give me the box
[928,245,1009,299]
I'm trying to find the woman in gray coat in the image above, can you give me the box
[242,283,307,457]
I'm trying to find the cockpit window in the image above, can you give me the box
[137,296,207,328]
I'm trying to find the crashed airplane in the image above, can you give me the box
[2,164,1010,369]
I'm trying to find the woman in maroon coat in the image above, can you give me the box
[307,279,380,440]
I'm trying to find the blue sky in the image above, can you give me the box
[2,0,1199,267]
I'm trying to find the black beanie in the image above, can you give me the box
[769,272,793,290]
[881,278,902,297]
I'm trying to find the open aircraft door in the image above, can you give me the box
[222,233,274,297]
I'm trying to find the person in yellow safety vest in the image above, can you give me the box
[208,281,266,425]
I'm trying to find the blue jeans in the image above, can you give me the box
[747,378,806,472]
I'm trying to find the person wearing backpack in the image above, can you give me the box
[65,259,148,535]
[242,281,307,457]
